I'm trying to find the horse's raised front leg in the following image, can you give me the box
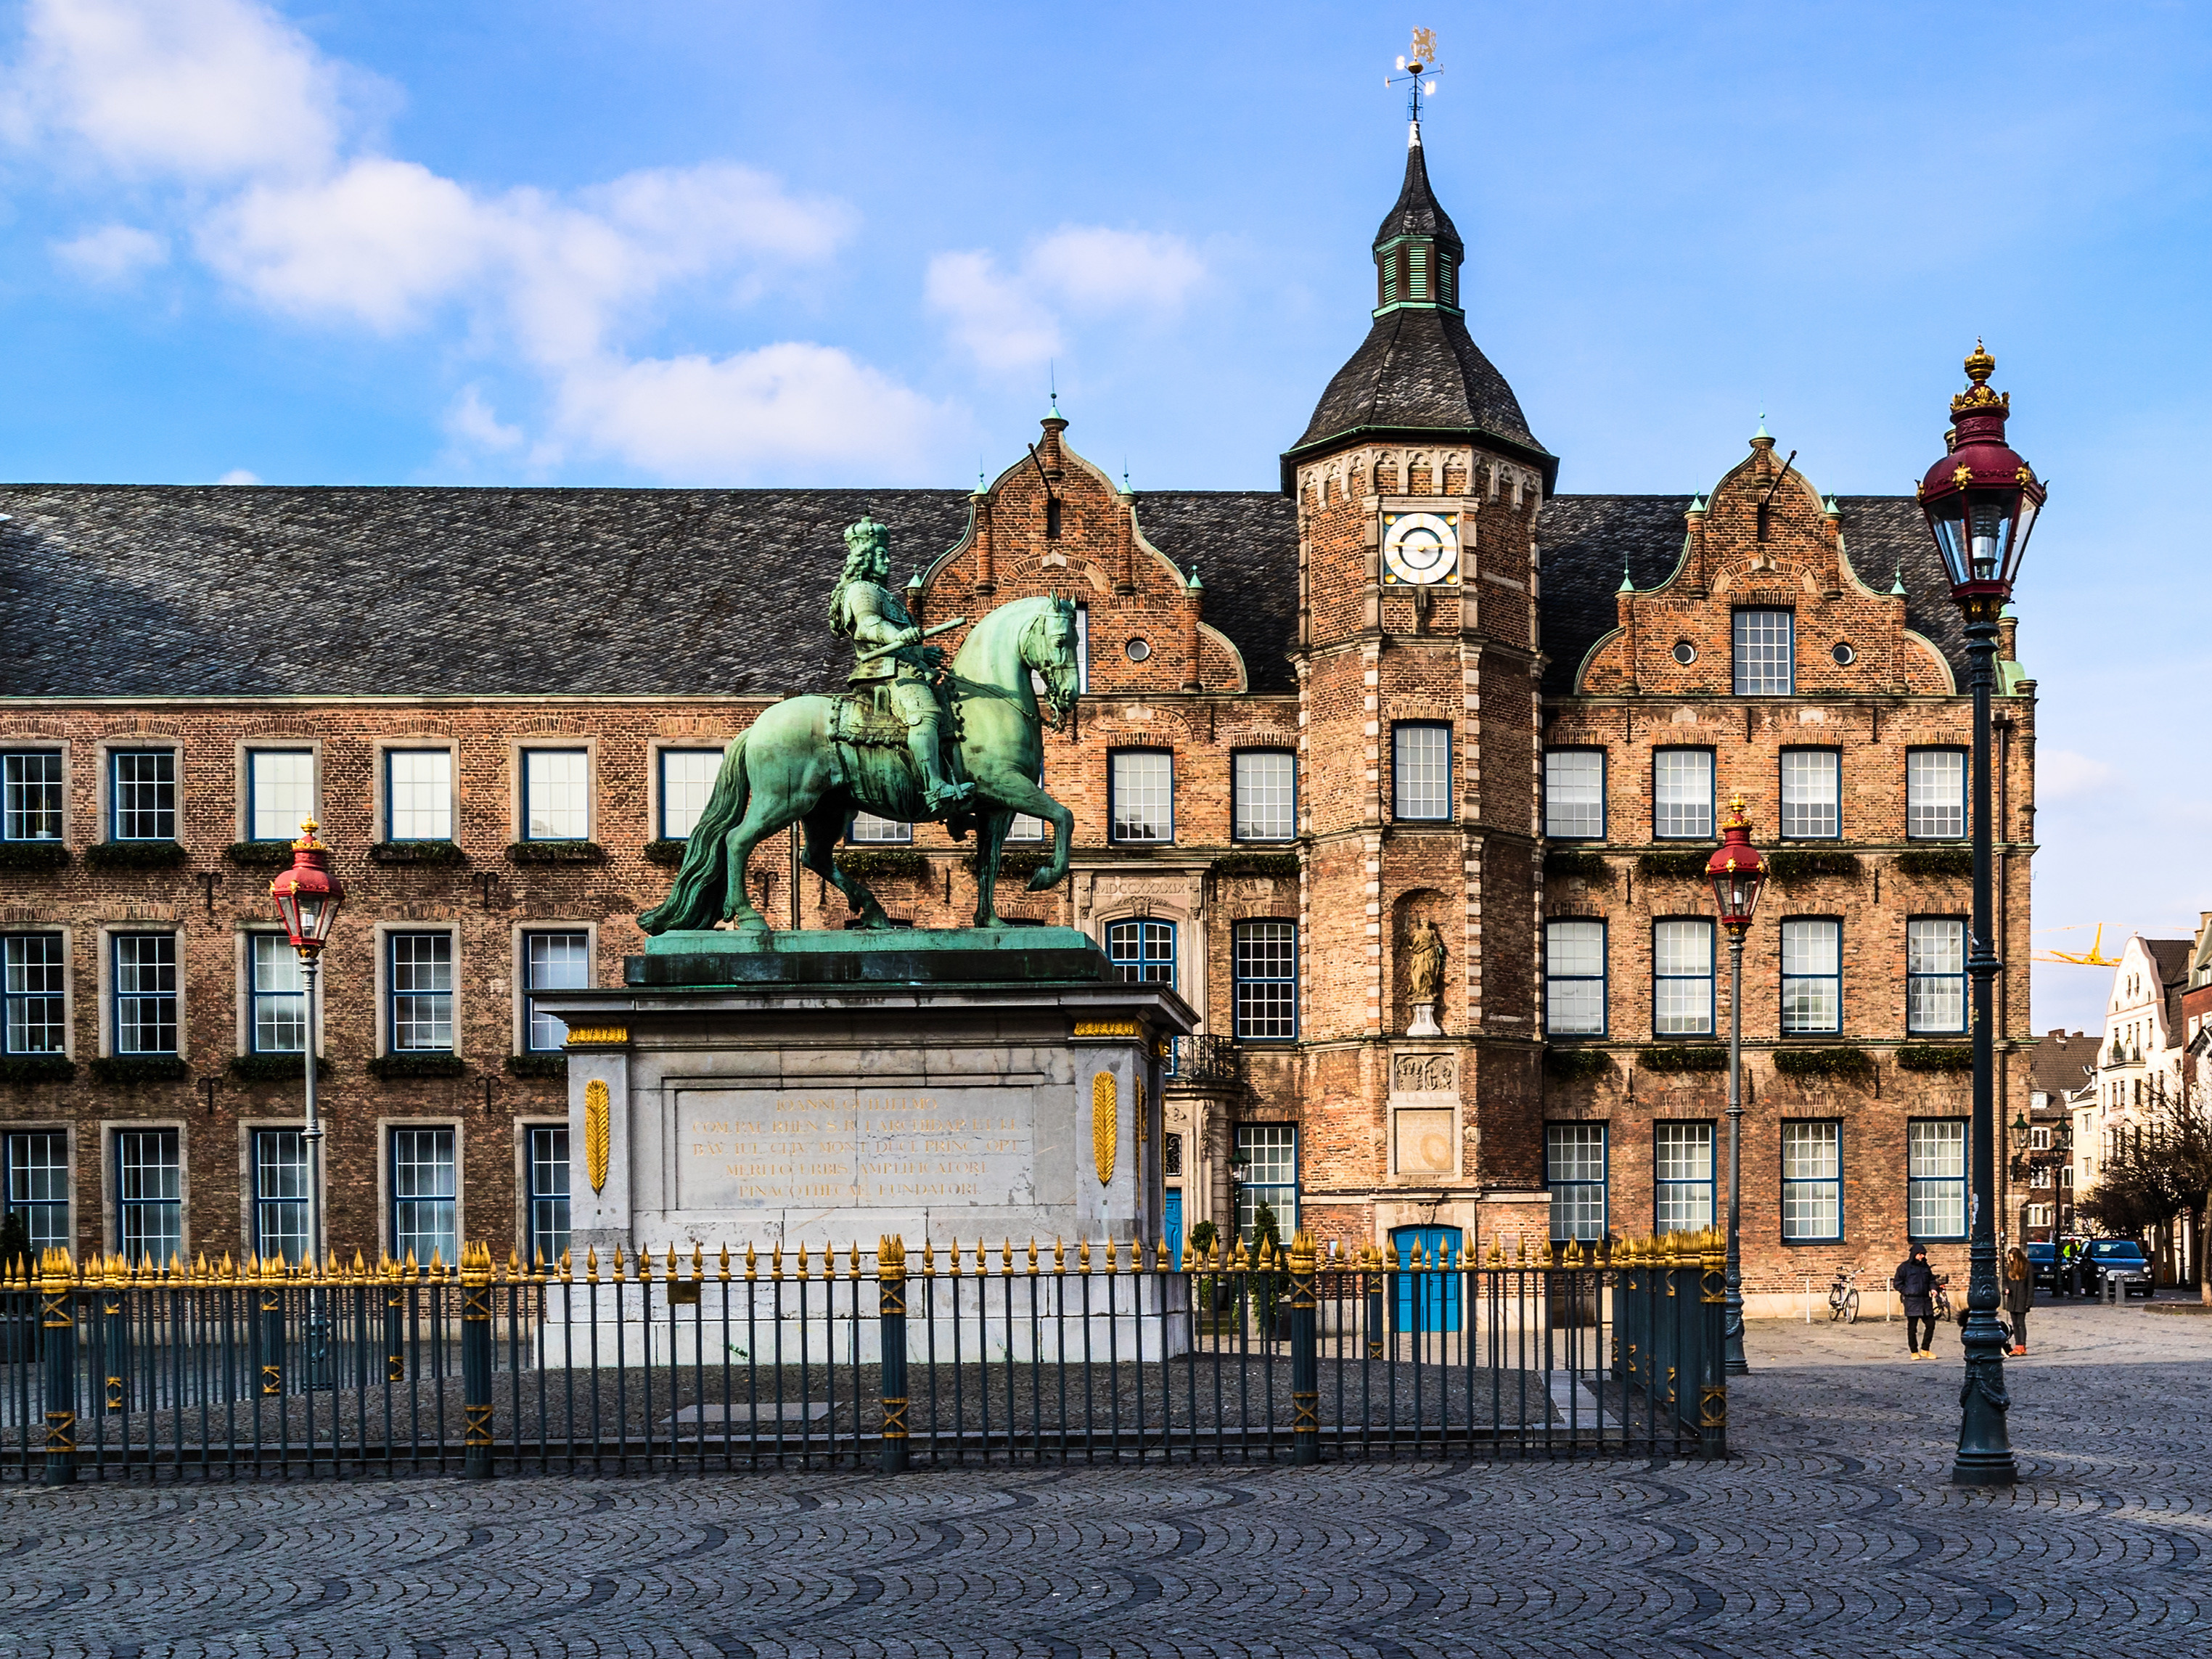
[801,803,893,930]
[967,771,1074,895]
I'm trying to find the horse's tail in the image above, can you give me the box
[636,733,750,935]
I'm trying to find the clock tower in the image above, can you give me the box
[1282,115,1557,1255]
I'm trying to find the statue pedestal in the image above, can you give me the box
[1406,1000,1443,1037]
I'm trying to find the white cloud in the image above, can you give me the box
[552,345,949,483]
[51,222,167,282]
[928,226,1205,371]
[2039,748,2123,802]
[443,386,523,454]
[214,468,260,484]
[15,0,345,179]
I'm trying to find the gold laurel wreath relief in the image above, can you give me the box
[585,1079,611,1195]
[1091,1072,1117,1186]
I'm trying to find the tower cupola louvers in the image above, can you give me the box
[1281,120,1557,495]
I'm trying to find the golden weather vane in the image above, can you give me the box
[1385,28,1441,123]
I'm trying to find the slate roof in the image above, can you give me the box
[0,483,1303,700]
[2029,1031,2095,1100]
[1374,132,1463,254]
[1533,493,1973,699]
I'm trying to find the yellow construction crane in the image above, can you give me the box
[2033,925,2125,967]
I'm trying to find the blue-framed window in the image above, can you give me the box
[388,932,454,1053]
[249,935,305,1054]
[1906,917,1967,1034]
[1544,748,1605,840]
[528,1125,570,1269]
[1110,750,1173,843]
[1544,919,1606,1037]
[1779,747,1840,840]
[389,1128,457,1267]
[523,930,589,1052]
[4,1131,70,1254]
[247,750,314,842]
[849,812,912,843]
[1392,723,1452,821]
[1782,1121,1843,1242]
[1654,1121,1715,1233]
[1232,750,1296,841]
[253,1129,310,1265]
[112,933,177,1054]
[1907,1119,1967,1241]
[658,749,721,840]
[1780,919,1841,1034]
[1232,921,1297,1039]
[1652,919,1713,1037]
[1733,608,1794,694]
[523,750,589,841]
[385,750,453,842]
[3,933,66,1055]
[1906,749,1966,839]
[1546,1123,1607,1242]
[1652,749,1713,840]
[1234,1123,1297,1243]
[115,1128,181,1266]
[1106,919,1176,990]
[2,751,63,842]
[110,750,175,842]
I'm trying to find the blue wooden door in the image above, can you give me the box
[1390,1226,1462,1333]
[1164,1190,1184,1269]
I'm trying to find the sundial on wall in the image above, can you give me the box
[1381,510,1461,585]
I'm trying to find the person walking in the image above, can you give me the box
[1894,1242,1938,1359]
[2004,1245,2033,1356]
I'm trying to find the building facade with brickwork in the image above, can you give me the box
[0,121,2038,1306]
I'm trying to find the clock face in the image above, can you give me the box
[1382,511,1460,586]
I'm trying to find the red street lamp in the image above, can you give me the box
[1704,798,1766,1375]
[269,821,344,1282]
[1919,343,2044,1490]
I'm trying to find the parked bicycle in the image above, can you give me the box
[1827,1266,1861,1324]
[1931,1273,1955,1323]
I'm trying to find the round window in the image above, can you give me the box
[1671,640,1697,665]
[1126,638,1152,662]
[1832,642,1856,666]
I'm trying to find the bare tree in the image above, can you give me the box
[2077,1079,2212,1302]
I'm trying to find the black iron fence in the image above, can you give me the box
[3,1230,1726,1482]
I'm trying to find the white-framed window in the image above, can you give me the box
[112,933,178,1054]
[1654,1121,1715,1233]
[1006,813,1048,842]
[1781,1121,1843,1242]
[110,750,176,842]
[1392,723,1452,822]
[523,930,589,1052]
[1906,918,1967,1034]
[253,1129,311,1265]
[658,749,721,840]
[1779,748,1840,840]
[4,1131,70,1253]
[1907,1119,1967,1240]
[389,1127,458,1267]
[1652,919,1713,1036]
[247,750,314,842]
[1233,921,1298,1039]
[1652,749,1713,840]
[1780,919,1841,1034]
[1,750,64,842]
[1733,608,1794,695]
[386,750,454,842]
[249,935,306,1054]
[1544,919,1606,1036]
[1073,605,1089,693]
[3,933,67,1055]
[1110,750,1173,844]
[1547,1123,1607,1242]
[1234,1123,1297,1243]
[388,932,454,1053]
[1906,750,1966,840]
[523,749,589,841]
[1544,749,1605,840]
[115,1128,181,1266]
[1232,750,1296,841]
[849,813,912,843]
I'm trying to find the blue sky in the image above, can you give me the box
[1,1,2204,1032]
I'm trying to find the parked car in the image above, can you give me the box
[2025,1241,2058,1294]
[2084,1238,2155,1298]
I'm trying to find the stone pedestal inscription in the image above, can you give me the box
[676,1085,1036,1212]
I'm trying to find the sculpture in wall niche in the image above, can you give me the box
[1393,1053,1456,1094]
[1405,917,1446,1037]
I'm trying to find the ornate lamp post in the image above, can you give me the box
[1917,342,2045,1488]
[269,820,345,1272]
[1705,798,1767,1375]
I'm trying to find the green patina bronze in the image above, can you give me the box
[639,515,1081,936]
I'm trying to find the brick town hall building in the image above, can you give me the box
[0,123,2036,1309]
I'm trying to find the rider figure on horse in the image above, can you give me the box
[828,514,975,816]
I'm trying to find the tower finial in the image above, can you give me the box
[1386,28,1441,134]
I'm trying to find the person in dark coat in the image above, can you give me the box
[2004,1246,2033,1355]
[1894,1243,1938,1357]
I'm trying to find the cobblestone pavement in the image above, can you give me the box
[4,1300,2208,1658]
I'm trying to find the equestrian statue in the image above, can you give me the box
[639,514,1081,935]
